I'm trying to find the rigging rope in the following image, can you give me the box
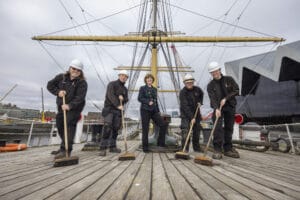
[58,0,107,87]
[167,2,278,37]
[38,42,101,111]
[74,0,112,83]
[40,3,142,36]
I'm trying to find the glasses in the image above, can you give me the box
[185,82,194,84]
[71,67,81,72]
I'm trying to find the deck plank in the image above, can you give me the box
[160,153,200,200]
[99,152,146,200]
[151,153,175,200]
[0,156,110,199]
[124,153,153,200]
[167,153,249,200]
[221,163,300,199]
[213,166,295,200]
[0,141,299,200]
[184,156,273,200]
[167,154,225,200]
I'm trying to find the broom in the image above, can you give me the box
[194,105,223,166]
[54,95,79,167]
[175,103,201,160]
[118,99,135,161]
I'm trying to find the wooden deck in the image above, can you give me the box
[0,141,299,200]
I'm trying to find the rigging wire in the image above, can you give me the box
[161,0,182,95]
[218,0,252,62]
[38,42,65,72]
[198,0,240,83]
[167,2,279,37]
[74,0,112,83]
[40,3,142,36]
[58,0,107,87]
[38,42,101,111]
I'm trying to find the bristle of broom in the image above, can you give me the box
[194,155,213,166]
[118,152,136,161]
[53,156,79,167]
[175,151,190,160]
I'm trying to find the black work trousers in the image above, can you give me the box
[100,109,121,150]
[56,110,80,152]
[212,106,235,152]
[181,117,201,151]
[141,109,166,150]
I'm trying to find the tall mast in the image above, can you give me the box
[151,0,158,87]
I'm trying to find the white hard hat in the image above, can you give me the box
[208,61,221,73]
[118,70,129,77]
[183,74,195,83]
[69,59,84,71]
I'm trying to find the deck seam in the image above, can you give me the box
[159,153,177,200]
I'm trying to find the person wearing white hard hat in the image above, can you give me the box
[179,74,204,152]
[99,70,129,156]
[47,59,88,159]
[207,61,240,159]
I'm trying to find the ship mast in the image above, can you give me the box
[151,0,158,87]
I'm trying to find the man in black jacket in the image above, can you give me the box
[179,74,204,152]
[99,70,129,156]
[47,59,88,159]
[207,61,240,159]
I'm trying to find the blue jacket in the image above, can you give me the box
[138,85,160,112]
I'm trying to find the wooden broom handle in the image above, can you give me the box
[120,99,128,152]
[63,95,69,157]
[204,104,224,155]
[182,103,201,152]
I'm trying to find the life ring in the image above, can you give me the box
[0,143,27,152]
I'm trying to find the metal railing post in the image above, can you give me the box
[27,121,34,147]
[285,124,296,154]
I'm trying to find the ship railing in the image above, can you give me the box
[238,122,300,154]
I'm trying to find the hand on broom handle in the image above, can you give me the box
[203,104,224,155]
[120,99,128,152]
[62,95,69,158]
[182,103,201,152]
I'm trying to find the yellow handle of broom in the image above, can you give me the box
[120,99,128,152]
[182,103,201,152]
[204,104,223,155]
[62,95,69,158]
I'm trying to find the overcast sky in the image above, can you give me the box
[0,0,299,118]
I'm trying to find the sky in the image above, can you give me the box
[0,0,299,118]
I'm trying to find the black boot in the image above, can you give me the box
[51,149,61,155]
[99,149,107,156]
[109,147,121,153]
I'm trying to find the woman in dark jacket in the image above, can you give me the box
[47,59,88,159]
[138,74,166,152]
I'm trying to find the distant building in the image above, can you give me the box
[225,40,300,124]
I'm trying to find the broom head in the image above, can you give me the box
[194,155,213,166]
[175,151,190,160]
[53,156,79,167]
[118,152,136,161]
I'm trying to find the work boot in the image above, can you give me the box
[51,149,61,155]
[54,151,67,159]
[193,147,203,153]
[224,148,240,158]
[99,150,106,156]
[212,151,222,160]
[109,147,121,153]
